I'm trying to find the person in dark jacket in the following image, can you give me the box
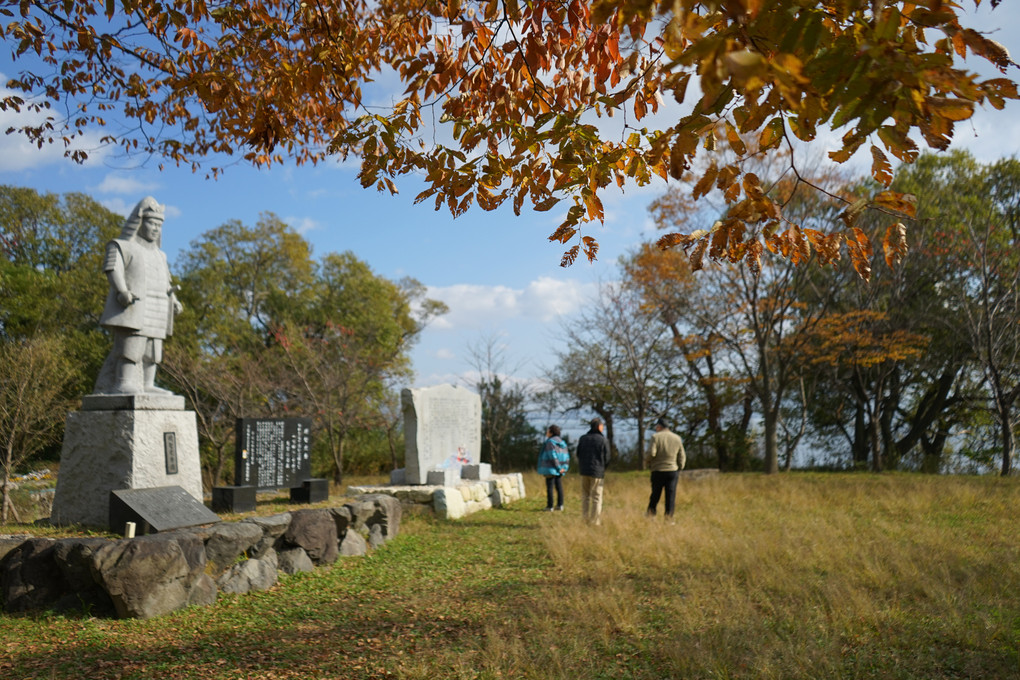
[576,418,611,525]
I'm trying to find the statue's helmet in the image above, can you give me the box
[120,196,166,244]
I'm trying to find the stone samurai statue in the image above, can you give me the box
[93,196,183,395]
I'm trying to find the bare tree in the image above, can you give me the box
[465,335,537,471]
[162,344,276,488]
[0,336,74,522]
[952,159,1020,475]
[551,281,684,467]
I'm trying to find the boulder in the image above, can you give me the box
[433,487,466,520]
[188,573,218,607]
[277,547,314,575]
[217,551,278,595]
[0,534,29,567]
[281,509,337,565]
[339,530,367,557]
[243,512,292,559]
[2,538,61,612]
[368,524,385,549]
[329,505,352,536]
[198,522,264,575]
[52,538,116,615]
[90,534,204,619]
[357,494,402,542]
[345,499,377,532]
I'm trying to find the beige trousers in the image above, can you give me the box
[581,476,605,525]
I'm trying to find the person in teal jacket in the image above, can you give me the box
[537,425,570,511]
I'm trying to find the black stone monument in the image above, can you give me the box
[234,417,313,491]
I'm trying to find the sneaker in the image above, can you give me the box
[555,506,564,512]
[543,507,555,512]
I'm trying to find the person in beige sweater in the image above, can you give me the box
[645,417,686,519]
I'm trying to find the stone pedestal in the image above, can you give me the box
[427,468,460,487]
[51,397,203,528]
[289,478,329,504]
[212,486,257,514]
[462,463,492,481]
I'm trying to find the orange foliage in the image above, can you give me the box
[804,310,929,369]
[1,0,1016,269]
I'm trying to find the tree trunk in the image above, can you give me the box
[1,479,8,524]
[1,476,20,524]
[636,404,646,470]
[879,368,899,469]
[763,405,779,474]
[998,406,1014,476]
[731,392,753,472]
[852,405,869,469]
[919,428,947,474]
[387,421,399,472]
[332,432,346,486]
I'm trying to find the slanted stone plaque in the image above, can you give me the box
[234,418,312,491]
[401,384,482,485]
[109,486,219,535]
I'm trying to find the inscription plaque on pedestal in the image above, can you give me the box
[234,418,312,491]
[164,432,178,475]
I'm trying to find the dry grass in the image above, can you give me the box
[525,471,1020,679]
[2,471,1019,679]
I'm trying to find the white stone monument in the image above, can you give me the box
[50,197,204,528]
[400,384,483,485]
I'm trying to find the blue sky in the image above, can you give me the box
[2,4,1018,399]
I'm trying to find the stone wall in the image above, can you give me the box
[0,494,400,620]
[348,472,526,520]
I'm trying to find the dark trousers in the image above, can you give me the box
[647,470,679,517]
[545,475,564,509]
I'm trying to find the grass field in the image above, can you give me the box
[2,471,1019,679]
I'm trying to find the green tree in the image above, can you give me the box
[166,213,317,485]
[0,186,122,397]
[800,152,1019,474]
[923,155,1020,474]
[274,253,444,483]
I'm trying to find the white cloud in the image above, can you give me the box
[426,276,597,330]
[435,348,455,360]
[285,216,321,235]
[427,283,521,330]
[0,76,112,172]
[93,174,160,195]
[99,198,134,216]
[99,197,182,219]
[520,276,597,321]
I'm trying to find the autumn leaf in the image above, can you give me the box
[0,0,1016,269]
[873,191,917,219]
[560,244,580,267]
[870,145,893,186]
[883,222,908,268]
